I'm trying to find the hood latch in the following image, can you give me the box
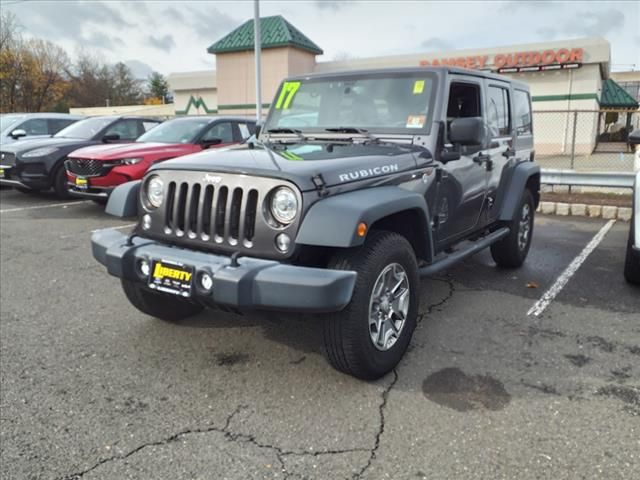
[311,173,329,197]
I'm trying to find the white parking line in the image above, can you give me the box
[0,201,91,214]
[527,219,616,317]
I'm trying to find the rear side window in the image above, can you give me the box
[237,122,255,140]
[514,89,532,135]
[20,118,48,135]
[143,121,160,132]
[49,119,76,134]
[487,86,510,137]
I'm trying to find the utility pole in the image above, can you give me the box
[254,0,262,124]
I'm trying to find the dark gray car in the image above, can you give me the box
[0,116,161,197]
[91,67,539,379]
[0,113,84,145]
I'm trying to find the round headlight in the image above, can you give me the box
[270,187,298,224]
[146,175,164,208]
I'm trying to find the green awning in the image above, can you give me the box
[600,78,639,110]
[208,15,323,55]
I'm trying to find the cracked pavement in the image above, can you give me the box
[1,190,639,479]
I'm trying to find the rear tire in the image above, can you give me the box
[121,279,204,322]
[53,163,72,199]
[323,231,419,380]
[491,189,535,268]
[624,215,640,284]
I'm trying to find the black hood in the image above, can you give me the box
[2,136,95,155]
[151,142,424,191]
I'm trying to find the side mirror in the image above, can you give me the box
[10,129,26,139]
[201,137,222,148]
[255,124,262,137]
[103,133,120,142]
[449,117,486,146]
[440,151,461,163]
[628,129,640,146]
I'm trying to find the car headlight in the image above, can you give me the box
[270,187,298,224]
[22,147,59,158]
[123,157,143,165]
[145,175,164,208]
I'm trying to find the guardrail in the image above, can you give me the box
[541,169,636,189]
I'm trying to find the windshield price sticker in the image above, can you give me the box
[275,81,301,109]
[413,80,425,94]
[406,115,426,129]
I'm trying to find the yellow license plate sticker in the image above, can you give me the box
[148,260,194,297]
[76,177,87,186]
[0,168,4,176]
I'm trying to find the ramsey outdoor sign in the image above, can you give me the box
[419,47,584,73]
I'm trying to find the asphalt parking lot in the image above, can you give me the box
[1,187,638,480]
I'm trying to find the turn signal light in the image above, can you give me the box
[357,222,367,237]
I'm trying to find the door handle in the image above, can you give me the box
[473,153,493,171]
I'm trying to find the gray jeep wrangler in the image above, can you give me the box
[92,67,539,379]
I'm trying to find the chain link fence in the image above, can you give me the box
[533,109,639,173]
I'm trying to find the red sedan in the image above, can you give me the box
[65,116,256,202]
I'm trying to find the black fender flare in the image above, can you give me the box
[498,162,540,221]
[295,186,434,258]
[105,180,141,217]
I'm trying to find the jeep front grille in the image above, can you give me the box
[66,158,105,176]
[164,181,260,247]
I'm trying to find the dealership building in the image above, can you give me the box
[167,15,638,156]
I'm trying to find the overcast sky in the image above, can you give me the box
[6,0,640,78]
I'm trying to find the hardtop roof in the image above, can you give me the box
[284,66,530,91]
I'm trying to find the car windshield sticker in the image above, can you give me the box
[413,80,425,94]
[281,150,303,161]
[406,115,426,128]
[275,81,301,109]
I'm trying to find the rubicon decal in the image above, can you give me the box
[338,164,399,182]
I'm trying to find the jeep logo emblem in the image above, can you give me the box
[203,174,222,184]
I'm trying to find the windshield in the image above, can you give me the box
[55,117,114,139]
[0,115,25,132]
[136,117,210,144]
[264,72,437,135]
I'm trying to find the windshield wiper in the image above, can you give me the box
[266,128,303,135]
[324,127,370,135]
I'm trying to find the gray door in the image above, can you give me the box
[435,77,488,244]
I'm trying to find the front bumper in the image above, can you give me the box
[92,230,357,313]
[69,184,113,200]
[0,164,50,190]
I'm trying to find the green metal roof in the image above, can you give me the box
[600,78,639,109]
[207,15,323,55]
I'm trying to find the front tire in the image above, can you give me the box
[121,279,204,322]
[53,163,72,199]
[624,216,640,284]
[323,231,419,380]
[491,189,535,268]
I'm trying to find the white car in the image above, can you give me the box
[625,130,640,284]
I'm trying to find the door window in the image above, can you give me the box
[19,118,48,135]
[514,90,532,135]
[104,119,140,140]
[49,119,76,134]
[446,82,482,150]
[487,86,511,137]
[202,122,234,143]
